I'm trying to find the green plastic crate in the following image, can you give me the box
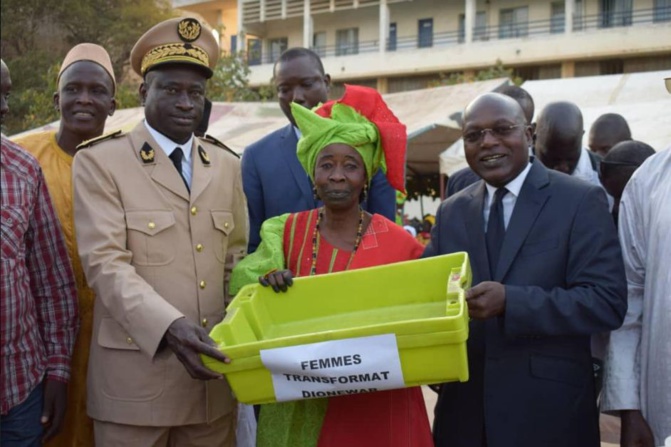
[203,252,471,404]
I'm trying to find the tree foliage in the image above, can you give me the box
[11,63,61,134]
[1,0,175,82]
[405,173,441,200]
[1,0,175,135]
[208,51,275,103]
[430,59,523,87]
[1,2,272,135]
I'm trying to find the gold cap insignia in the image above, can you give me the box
[198,146,211,165]
[140,142,155,163]
[130,17,219,78]
[178,18,201,43]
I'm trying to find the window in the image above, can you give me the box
[573,0,585,30]
[247,38,262,65]
[268,37,288,63]
[474,12,487,40]
[418,18,433,48]
[313,32,326,57]
[600,59,624,75]
[654,0,671,22]
[513,64,562,81]
[458,12,487,42]
[600,0,632,27]
[499,6,529,39]
[551,2,565,33]
[388,23,397,51]
[336,28,359,56]
[230,35,238,54]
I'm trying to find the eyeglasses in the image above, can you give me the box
[463,125,521,144]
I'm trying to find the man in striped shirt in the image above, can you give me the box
[1,58,79,445]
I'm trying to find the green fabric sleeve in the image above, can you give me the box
[229,213,289,296]
[257,399,328,447]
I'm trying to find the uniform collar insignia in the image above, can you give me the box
[198,145,210,165]
[140,142,155,163]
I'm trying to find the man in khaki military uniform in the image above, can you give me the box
[73,17,247,447]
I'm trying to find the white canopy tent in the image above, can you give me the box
[439,70,671,177]
[523,70,671,152]
[10,101,290,152]
[11,78,507,178]
[382,78,509,177]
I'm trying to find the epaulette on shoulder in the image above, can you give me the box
[201,134,240,159]
[76,130,125,150]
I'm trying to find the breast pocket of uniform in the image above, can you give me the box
[211,210,234,263]
[125,210,176,266]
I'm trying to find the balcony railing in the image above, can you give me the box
[246,6,670,66]
[574,6,671,31]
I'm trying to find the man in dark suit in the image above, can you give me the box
[446,85,535,197]
[425,93,627,447]
[242,48,395,252]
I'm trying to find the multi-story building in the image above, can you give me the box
[175,0,671,93]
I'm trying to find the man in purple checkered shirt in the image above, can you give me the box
[1,59,79,446]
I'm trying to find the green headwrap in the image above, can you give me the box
[291,101,387,183]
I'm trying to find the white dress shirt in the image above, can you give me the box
[572,147,614,209]
[572,147,601,187]
[483,162,532,230]
[144,120,194,189]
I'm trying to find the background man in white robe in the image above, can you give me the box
[601,143,671,446]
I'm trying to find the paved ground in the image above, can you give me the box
[421,386,620,446]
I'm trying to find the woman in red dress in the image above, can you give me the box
[230,85,433,447]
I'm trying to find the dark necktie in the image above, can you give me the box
[169,147,189,192]
[486,187,509,277]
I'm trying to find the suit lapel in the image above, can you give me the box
[495,161,551,281]
[129,124,190,202]
[190,140,212,203]
[279,125,315,208]
[465,182,491,281]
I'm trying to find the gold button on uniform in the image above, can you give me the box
[196,243,203,252]
[224,222,229,228]
[147,222,156,229]
[201,318,208,328]
[199,280,206,289]
[191,206,198,215]
[126,337,133,344]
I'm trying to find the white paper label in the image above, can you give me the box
[260,334,405,402]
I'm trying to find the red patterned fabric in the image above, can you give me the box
[315,85,408,193]
[283,210,425,276]
[282,210,432,447]
[1,137,78,414]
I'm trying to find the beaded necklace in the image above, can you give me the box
[310,207,365,276]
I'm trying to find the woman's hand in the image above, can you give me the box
[259,269,294,293]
